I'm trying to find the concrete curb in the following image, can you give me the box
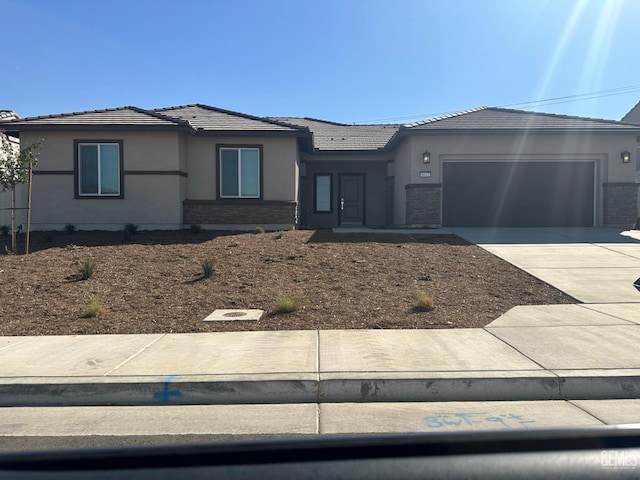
[2,372,639,407]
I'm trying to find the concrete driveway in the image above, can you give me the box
[451,228,640,303]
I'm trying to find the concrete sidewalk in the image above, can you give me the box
[2,302,640,407]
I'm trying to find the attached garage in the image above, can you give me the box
[442,161,595,227]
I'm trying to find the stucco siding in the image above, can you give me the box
[17,130,184,230]
[185,136,298,202]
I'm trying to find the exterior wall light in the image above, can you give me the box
[622,151,631,163]
[422,151,430,164]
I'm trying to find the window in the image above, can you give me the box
[219,147,261,198]
[76,141,122,197]
[315,174,332,213]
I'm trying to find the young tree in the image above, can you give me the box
[0,132,41,253]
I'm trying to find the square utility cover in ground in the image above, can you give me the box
[204,309,264,322]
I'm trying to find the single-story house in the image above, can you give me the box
[1,103,639,231]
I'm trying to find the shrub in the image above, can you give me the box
[122,227,132,242]
[201,258,215,278]
[64,224,76,234]
[65,244,76,251]
[274,292,305,314]
[413,292,434,312]
[415,273,432,281]
[190,224,203,234]
[0,225,9,236]
[124,223,138,236]
[254,226,265,234]
[79,260,96,280]
[274,230,285,239]
[84,300,106,318]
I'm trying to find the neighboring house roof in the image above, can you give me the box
[621,101,640,124]
[0,110,18,121]
[272,117,400,152]
[403,106,640,132]
[156,104,307,133]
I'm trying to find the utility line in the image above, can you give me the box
[354,84,640,124]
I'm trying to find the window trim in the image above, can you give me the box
[314,173,333,213]
[74,140,124,199]
[216,145,263,200]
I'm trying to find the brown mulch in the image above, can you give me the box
[0,229,574,335]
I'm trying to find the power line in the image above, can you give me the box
[353,84,640,124]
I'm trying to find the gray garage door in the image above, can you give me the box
[442,161,594,227]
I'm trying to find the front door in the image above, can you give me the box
[339,174,365,226]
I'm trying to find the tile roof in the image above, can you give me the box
[621,101,640,124]
[0,110,18,121]
[404,106,640,131]
[272,117,400,151]
[0,106,185,128]
[155,104,307,133]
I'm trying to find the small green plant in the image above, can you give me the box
[65,244,76,251]
[227,241,239,248]
[79,260,96,280]
[352,258,366,264]
[264,257,278,264]
[190,224,203,234]
[0,225,9,236]
[254,226,265,234]
[274,292,305,314]
[274,230,285,239]
[201,258,215,278]
[293,277,308,283]
[84,300,106,318]
[41,232,54,242]
[413,292,434,312]
[3,245,14,255]
[64,224,76,234]
[415,273,432,281]
[124,223,138,235]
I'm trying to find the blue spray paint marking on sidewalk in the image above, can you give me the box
[153,375,183,403]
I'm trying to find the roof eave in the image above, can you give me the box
[0,124,190,133]
[398,127,640,135]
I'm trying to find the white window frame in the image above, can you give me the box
[77,142,121,197]
[219,146,261,199]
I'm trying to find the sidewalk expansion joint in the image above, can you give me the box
[102,334,167,376]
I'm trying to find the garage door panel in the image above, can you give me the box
[443,161,594,227]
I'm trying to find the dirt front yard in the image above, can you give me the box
[0,229,574,335]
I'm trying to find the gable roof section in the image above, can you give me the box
[272,117,400,152]
[621,101,640,124]
[155,104,308,134]
[403,106,640,132]
[0,106,187,130]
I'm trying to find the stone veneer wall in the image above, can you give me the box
[405,184,442,226]
[385,176,394,226]
[603,183,639,227]
[183,200,297,225]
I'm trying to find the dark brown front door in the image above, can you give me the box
[339,174,365,226]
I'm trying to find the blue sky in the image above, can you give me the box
[3,0,640,124]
